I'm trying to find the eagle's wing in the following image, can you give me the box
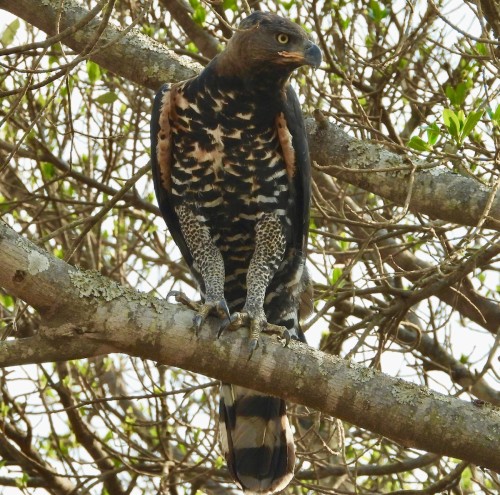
[275,84,312,340]
[280,84,311,258]
[150,83,193,267]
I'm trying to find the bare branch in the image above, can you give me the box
[0,0,200,91]
[313,171,500,335]
[160,0,219,59]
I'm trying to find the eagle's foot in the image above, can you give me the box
[167,291,229,334]
[192,298,230,333]
[218,309,287,353]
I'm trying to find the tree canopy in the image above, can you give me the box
[0,1,499,494]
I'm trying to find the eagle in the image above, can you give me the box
[151,11,321,494]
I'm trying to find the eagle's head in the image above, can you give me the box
[216,11,321,82]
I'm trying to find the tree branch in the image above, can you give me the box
[0,0,200,90]
[0,140,160,217]
[478,0,500,38]
[313,171,500,335]
[1,0,499,231]
[0,415,77,494]
[306,119,500,231]
[1,221,499,473]
[52,362,127,495]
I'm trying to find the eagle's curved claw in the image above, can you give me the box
[218,299,231,321]
[218,312,247,338]
[192,298,231,334]
[282,329,292,347]
[167,291,229,334]
[248,337,259,358]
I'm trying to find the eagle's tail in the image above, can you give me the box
[219,384,295,494]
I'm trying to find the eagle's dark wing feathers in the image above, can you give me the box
[284,84,311,257]
[151,83,193,268]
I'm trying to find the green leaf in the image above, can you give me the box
[15,473,29,489]
[493,105,500,124]
[339,233,350,251]
[186,42,199,54]
[425,123,440,145]
[96,92,118,104]
[461,110,483,141]
[408,136,431,152]
[460,466,473,489]
[442,108,452,127]
[1,19,20,47]
[445,86,455,104]
[398,57,408,69]
[86,60,101,84]
[0,293,14,309]
[446,82,468,107]
[279,0,295,11]
[368,0,388,22]
[192,5,206,25]
[214,456,225,469]
[223,0,237,11]
[475,42,487,56]
[339,15,350,30]
[0,194,9,214]
[142,25,155,37]
[330,267,343,285]
[455,83,467,106]
[41,162,55,179]
[443,108,461,142]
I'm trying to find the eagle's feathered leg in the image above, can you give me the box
[220,213,288,350]
[174,204,230,332]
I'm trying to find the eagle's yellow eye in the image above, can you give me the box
[276,33,289,44]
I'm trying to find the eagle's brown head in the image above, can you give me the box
[216,11,321,82]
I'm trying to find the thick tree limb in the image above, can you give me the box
[1,221,499,473]
[0,0,200,90]
[479,0,500,37]
[306,119,500,231]
[1,0,499,231]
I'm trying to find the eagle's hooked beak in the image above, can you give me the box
[303,41,322,69]
[278,41,322,69]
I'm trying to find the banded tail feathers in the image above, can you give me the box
[219,384,295,494]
